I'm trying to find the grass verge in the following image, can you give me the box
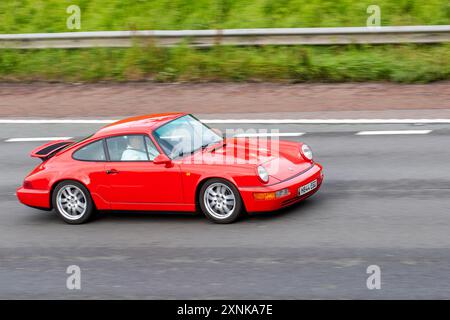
[0,44,448,83]
[1,0,449,32]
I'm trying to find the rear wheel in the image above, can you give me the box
[199,179,243,224]
[52,181,94,224]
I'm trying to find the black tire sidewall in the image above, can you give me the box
[52,180,94,224]
[199,178,243,224]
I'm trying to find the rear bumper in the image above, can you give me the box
[16,187,51,209]
[239,163,323,212]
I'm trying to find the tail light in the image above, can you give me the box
[23,180,33,189]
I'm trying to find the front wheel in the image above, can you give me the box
[52,181,95,224]
[199,179,243,224]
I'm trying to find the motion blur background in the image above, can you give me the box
[0,0,449,83]
[1,1,450,299]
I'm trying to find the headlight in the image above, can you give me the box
[301,144,313,161]
[257,165,269,183]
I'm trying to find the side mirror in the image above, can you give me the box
[153,154,172,165]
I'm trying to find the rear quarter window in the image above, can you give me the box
[73,140,106,161]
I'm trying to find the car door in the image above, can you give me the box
[104,134,183,208]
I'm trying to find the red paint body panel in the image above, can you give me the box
[17,113,324,215]
[17,187,50,209]
[239,163,323,212]
[104,161,184,209]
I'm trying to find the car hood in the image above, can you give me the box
[183,137,313,182]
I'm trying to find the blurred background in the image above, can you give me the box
[0,0,448,83]
[1,1,450,300]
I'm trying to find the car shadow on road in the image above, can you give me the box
[94,195,325,224]
[23,193,328,225]
[94,210,203,224]
[245,195,323,222]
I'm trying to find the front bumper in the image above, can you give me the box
[239,163,323,212]
[16,187,51,209]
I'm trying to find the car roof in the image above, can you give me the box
[93,112,186,138]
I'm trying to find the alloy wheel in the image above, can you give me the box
[203,182,236,220]
[56,185,87,221]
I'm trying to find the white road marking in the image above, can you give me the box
[2,129,436,143]
[0,119,116,124]
[235,132,305,137]
[356,130,432,135]
[5,137,72,142]
[0,119,450,124]
[203,119,450,124]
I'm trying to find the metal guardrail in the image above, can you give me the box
[0,25,449,49]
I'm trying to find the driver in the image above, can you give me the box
[121,136,148,161]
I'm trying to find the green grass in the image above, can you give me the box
[0,1,449,83]
[1,0,449,33]
[0,44,448,83]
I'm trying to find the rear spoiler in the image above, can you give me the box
[30,140,75,161]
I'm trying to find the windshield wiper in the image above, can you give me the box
[201,144,210,150]
[175,140,224,158]
[208,142,227,152]
[179,144,209,157]
[201,141,219,151]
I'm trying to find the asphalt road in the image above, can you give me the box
[0,122,449,299]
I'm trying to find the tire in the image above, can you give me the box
[52,180,95,224]
[199,178,243,224]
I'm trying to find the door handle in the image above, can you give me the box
[106,169,119,174]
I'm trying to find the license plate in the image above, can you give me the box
[298,180,317,196]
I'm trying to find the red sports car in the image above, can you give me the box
[17,113,323,224]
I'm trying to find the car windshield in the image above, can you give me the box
[153,115,222,159]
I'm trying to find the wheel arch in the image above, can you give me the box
[49,178,95,210]
[194,176,246,212]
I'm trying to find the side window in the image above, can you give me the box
[106,135,149,161]
[73,140,106,161]
[145,136,160,161]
